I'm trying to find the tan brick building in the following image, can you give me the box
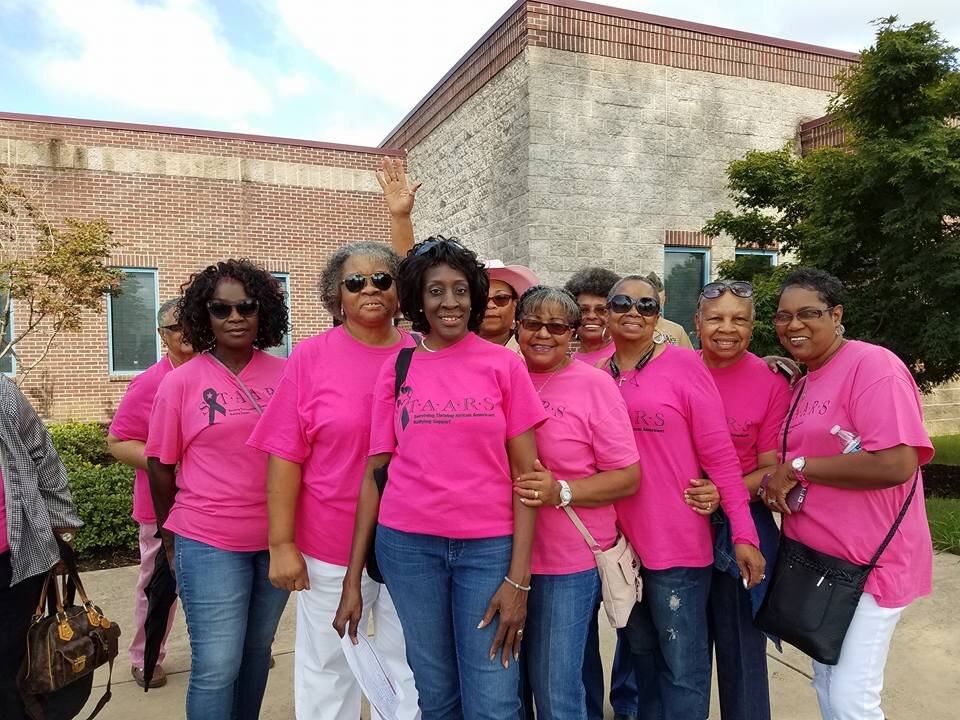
[2,0,957,431]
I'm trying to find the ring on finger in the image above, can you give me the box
[534,490,540,500]
[517,628,524,637]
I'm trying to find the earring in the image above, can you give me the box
[836,324,845,337]
[653,329,666,345]
[339,306,344,318]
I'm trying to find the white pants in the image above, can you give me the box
[811,592,905,720]
[295,554,420,720]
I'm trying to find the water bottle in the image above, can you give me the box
[831,425,862,454]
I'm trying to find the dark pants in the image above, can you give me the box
[0,552,46,720]
[709,568,771,720]
[583,615,639,720]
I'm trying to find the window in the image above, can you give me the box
[735,249,778,266]
[1,300,13,375]
[663,248,710,348]
[108,269,159,374]
[265,272,291,359]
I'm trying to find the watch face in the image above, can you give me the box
[561,488,572,502]
[792,457,805,471]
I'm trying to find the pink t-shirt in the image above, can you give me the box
[706,351,792,474]
[369,332,547,539]
[109,357,176,524]
[573,344,615,368]
[0,469,9,554]
[529,361,639,575]
[781,341,933,608]
[145,350,285,552]
[247,327,416,566]
[611,344,759,570]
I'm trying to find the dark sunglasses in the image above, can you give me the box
[488,293,516,307]
[207,298,259,319]
[159,323,182,332]
[700,281,754,299]
[413,237,467,256]
[342,272,394,293]
[518,318,573,335]
[607,294,661,317]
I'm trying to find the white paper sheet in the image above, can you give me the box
[340,632,403,720]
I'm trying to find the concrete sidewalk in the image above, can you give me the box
[79,553,960,719]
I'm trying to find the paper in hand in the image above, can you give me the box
[340,631,403,720]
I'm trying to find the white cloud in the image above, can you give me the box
[31,0,273,123]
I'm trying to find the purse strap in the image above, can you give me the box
[205,353,264,415]
[563,505,602,552]
[781,376,920,572]
[394,347,414,398]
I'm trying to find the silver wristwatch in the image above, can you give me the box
[557,480,572,508]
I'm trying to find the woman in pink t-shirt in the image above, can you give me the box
[247,242,419,720]
[334,237,545,719]
[601,275,765,720]
[762,268,933,720]
[564,267,620,367]
[146,260,289,720]
[508,285,639,720]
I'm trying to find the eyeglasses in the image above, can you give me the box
[578,304,609,317]
[700,281,753,299]
[518,318,573,335]
[206,298,259,319]
[341,272,394,293]
[772,306,836,326]
[159,323,182,333]
[487,293,516,307]
[413,237,467,256]
[606,294,661,317]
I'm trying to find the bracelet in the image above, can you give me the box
[503,575,531,592]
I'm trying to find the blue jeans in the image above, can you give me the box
[375,525,520,720]
[623,566,713,720]
[519,569,600,720]
[709,568,771,720]
[583,620,639,719]
[175,536,289,720]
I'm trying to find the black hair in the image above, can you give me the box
[564,267,621,299]
[396,236,488,335]
[608,274,660,301]
[780,267,846,307]
[178,259,289,352]
[517,285,581,328]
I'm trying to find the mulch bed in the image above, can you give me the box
[923,464,960,499]
[78,547,141,573]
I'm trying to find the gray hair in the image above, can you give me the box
[157,297,180,326]
[516,285,581,328]
[319,241,400,321]
[608,274,659,300]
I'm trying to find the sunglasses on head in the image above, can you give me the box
[606,294,661,317]
[413,237,468,256]
[488,292,516,307]
[342,272,394,293]
[206,298,259,320]
[700,281,753,299]
[159,323,182,333]
[518,318,573,336]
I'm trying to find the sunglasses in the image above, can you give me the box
[413,238,468,256]
[487,293,516,308]
[518,318,573,336]
[159,323,182,332]
[207,298,259,319]
[772,306,836,326]
[578,304,609,317]
[700,281,753,299]
[607,294,661,317]
[342,272,394,293]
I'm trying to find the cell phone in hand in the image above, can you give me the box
[774,360,796,381]
[760,473,806,513]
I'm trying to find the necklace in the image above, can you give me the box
[609,342,656,387]
[420,337,438,352]
[533,360,568,394]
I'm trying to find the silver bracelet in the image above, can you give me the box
[503,575,531,592]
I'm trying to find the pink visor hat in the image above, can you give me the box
[484,259,540,298]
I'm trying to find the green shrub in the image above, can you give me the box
[49,422,111,467]
[68,462,139,554]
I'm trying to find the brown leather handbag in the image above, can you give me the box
[19,565,121,720]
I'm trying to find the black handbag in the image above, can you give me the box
[755,379,919,665]
[366,347,414,584]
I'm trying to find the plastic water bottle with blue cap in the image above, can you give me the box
[831,425,862,454]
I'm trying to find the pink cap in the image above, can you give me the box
[484,259,539,297]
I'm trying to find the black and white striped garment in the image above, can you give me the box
[0,375,82,587]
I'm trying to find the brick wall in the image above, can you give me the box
[1,117,401,421]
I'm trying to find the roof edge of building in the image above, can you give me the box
[0,111,405,157]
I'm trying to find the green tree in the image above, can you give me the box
[703,17,960,389]
[0,168,123,384]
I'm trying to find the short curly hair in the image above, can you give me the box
[178,259,289,352]
[516,285,581,328]
[319,241,400,321]
[780,267,846,307]
[564,267,621,299]
[397,236,488,335]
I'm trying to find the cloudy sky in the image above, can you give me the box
[1,0,957,147]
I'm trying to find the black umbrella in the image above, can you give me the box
[141,542,178,692]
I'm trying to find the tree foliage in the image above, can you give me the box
[0,168,123,383]
[704,18,960,389]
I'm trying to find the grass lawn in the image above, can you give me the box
[932,434,960,466]
[927,497,960,555]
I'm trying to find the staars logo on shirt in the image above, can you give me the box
[630,408,665,433]
[396,381,496,432]
[198,385,275,425]
[726,415,755,438]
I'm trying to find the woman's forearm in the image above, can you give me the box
[390,213,415,258]
[267,455,302,548]
[344,454,390,584]
[106,434,148,470]
[146,457,178,530]
[570,463,640,507]
[506,430,539,583]
[802,445,918,490]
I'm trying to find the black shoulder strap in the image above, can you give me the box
[780,377,807,463]
[394,347,415,398]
